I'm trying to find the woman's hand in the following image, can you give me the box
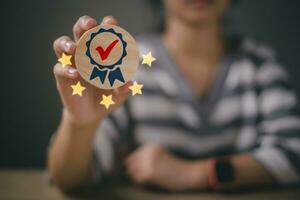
[125,144,209,191]
[53,15,130,127]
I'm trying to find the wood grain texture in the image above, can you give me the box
[75,25,139,90]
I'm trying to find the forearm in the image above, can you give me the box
[47,110,101,191]
[229,154,273,188]
[190,154,273,191]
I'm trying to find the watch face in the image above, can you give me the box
[75,25,139,90]
[216,160,234,183]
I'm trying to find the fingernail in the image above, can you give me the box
[102,18,109,24]
[67,68,76,74]
[65,42,72,52]
[103,16,115,24]
[85,19,96,27]
[84,19,89,26]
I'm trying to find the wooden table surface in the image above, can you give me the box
[0,170,299,200]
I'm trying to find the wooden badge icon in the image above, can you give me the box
[75,25,139,90]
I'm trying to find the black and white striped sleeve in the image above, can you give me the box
[89,104,134,184]
[252,60,300,186]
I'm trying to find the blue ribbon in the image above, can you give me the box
[86,28,128,88]
[90,67,125,87]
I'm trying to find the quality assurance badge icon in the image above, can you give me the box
[75,24,139,90]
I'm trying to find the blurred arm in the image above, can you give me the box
[47,110,99,191]
[195,62,300,190]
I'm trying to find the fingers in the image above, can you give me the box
[125,156,144,184]
[54,15,118,59]
[113,81,132,95]
[108,82,131,107]
[124,149,152,185]
[73,15,118,42]
[53,36,76,58]
[113,91,130,108]
[126,165,145,185]
[53,63,79,82]
[73,15,98,42]
[101,16,118,25]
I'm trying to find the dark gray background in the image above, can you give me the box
[0,0,299,168]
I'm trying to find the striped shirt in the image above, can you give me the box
[91,34,300,186]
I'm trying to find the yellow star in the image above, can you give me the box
[142,52,156,67]
[71,81,86,96]
[100,95,115,109]
[58,53,72,67]
[129,81,143,96]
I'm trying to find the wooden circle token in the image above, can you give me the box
[75,25,139,90]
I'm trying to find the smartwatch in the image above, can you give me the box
[207,157,235,190]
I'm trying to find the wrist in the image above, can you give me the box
[62,109,103,129]
[206,157,236,191]
[187,160,210,189]
[61,110,102,136]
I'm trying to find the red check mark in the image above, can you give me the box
[95,39,119,61]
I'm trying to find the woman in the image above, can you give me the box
[48,0,300,192]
